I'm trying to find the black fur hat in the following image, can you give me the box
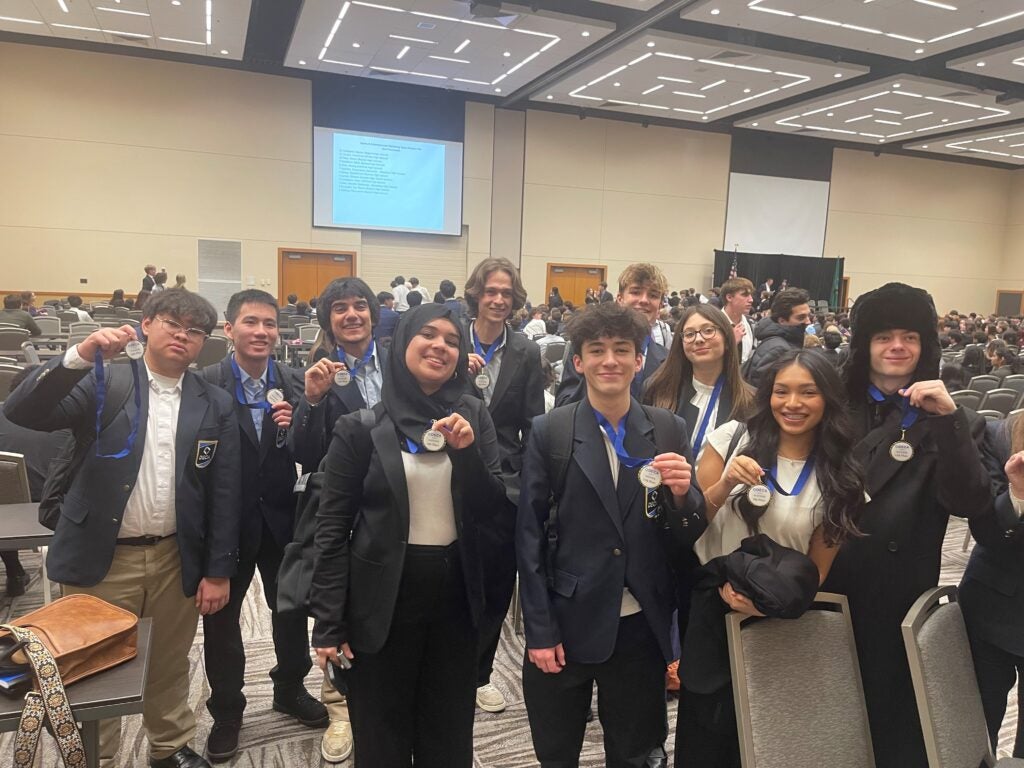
[842,282,940,399]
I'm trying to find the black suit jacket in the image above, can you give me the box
[288,345,388,471]
[141,274,155,292]
[676,379,737,437]
[201,357,304,561]
[516,399,706,665]
[3,355,241,596]
[309,396,507,653]
[554,340,668,408]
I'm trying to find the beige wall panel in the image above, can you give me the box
[360,230,468,297]
[464,102,494,182]
[0,43,310,163]
[521,184,604,260]
[524,111,607,190]
[464,177,492,256]
[600,190,725,264]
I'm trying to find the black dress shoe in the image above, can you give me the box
[206,720,241,763]
[149,745,211,768]
[5,570,26,597]
[272,688,329,727]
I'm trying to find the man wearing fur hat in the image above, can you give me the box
[821,282,991,768]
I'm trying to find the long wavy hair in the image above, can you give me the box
[733,349,865,546]
[644,304,753,419]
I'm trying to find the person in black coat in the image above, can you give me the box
[960,412,1024,755]
[742,288,811,388]
[821,282,992,768]
[311,303,507,768]
[199,290,326,762]
[462,257,544,712]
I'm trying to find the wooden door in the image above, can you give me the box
[279,249,356,305]
[996,290,1024,317]
[545,263,606,308]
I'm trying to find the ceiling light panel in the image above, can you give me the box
[533,32,867,124]
[948,40,1024,85]
[905,121,1024,166]
[584,0,662,11]
[286,0,613,95]
[735,76,1023,145]
[0,0,251,60]
[682,0,1024,60]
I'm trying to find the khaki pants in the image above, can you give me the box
[321,669,350,722]
[63,537,200,765]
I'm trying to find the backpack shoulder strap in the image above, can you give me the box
[541,402,578,590]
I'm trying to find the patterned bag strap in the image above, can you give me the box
[1,624,87,768]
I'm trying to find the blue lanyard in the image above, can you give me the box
[404,410,452,453]
[593,409,650,469]
[336,341,375,379]
[472,326,505,367]
[93,334,142,459]
[764,455,816,497]
[230,357,275,412]
[693,376,724,451]
[868,385,919,431]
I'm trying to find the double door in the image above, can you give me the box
[545,264,607,308]
[278,249,356,307]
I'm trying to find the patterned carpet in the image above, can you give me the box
[0,517,1017,766]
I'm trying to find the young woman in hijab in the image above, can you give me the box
[310,303,508,768]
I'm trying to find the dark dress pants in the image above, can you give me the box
[522,613,667,768]
[346,543,478,768]
[203,520,312,721]
[477,539,516,685]
[674,685,740,768]
[966,631,1024,756]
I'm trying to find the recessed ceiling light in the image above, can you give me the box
[613,82,621,87]
[752,122,759,127]
[220,49,228,55]
[546,95,553,100]
[352,42,360,48]
[827,112,834,117]
[914,48,924,54]
[702,116,709,120]
[299,59,307,65]
[922,145,929,148]
[494,87,502,92]
[743,88,751,94]
[941,118,948,122]
[172,0,181,4]
[57,0,69,11]
[581,31,590,37]
[646,41,655,48]
[878,139,885,143]
[834,73,843,78]
[710,8,720,14]
[397,45,409,60]
[893,83,901,88]
[977,62,986,67]
[503,51,510,57]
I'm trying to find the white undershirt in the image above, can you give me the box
[599,430,642,617]
[402,451,458,546]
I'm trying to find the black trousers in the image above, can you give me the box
[674,685,740,768]
[522,613,667,768]
[476,541,516,686]
[347,543,478,768]
[203,520,312,721]
[967,632,1024,756]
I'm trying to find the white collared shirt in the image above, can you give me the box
[689,378,721,455]
[599,429,643,618]
[471,325,507,407]
[343,344,383,407]
[64,345,183,537]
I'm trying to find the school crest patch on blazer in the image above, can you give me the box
[195,440,218,468]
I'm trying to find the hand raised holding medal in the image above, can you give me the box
[428,413,475,451]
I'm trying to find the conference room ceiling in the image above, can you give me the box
[0,0,251,60]
[947,40,1024,85]
[904,121,1024,166]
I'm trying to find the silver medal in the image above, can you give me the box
[125,340,144,360]
[266,388,284,405]
[638,464,662,490]
[889,440,914,462]
[422,428,446,452]
[334,368,352,387]
[474,372,490,389]
[746,484,772,507]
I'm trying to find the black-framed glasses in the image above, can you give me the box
[156,316,208,343]
[682,326,719,344]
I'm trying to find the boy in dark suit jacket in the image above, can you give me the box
[517,302,706,768]
[4,288,240,768]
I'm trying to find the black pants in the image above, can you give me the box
[0,550,23,577]
[522,613,667,768]
[476,541,516,686]
[967,632,1024,756]
[203,521,312,721]
[347,543,478,768]
[674,685,740,768]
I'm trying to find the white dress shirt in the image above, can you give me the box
[344,344,383,408]
[599,429,643,618]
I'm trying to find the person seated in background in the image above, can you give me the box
[987,340,1019,381]
[280,294,298,315]
[175,274,188,289]
[963,346,990,379]
[522,308,547,338]
[1003,329,1019,349]
[940,362,970,392]
[0,294,41,335]
[818,329,844,367]
[407,291,423,309]
[66,294,92,322]
[109,288,127,307]
[946,330,966,351]
[535,319,564,351]
[294,301,311,318]
[136,290,151,312]
[20,291,40,316]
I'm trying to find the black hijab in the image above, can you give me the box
[382,303,470,447]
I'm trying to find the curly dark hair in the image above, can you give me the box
[565,302,649,353]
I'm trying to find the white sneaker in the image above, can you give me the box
[475,683,507,713]
[321,720,353,763]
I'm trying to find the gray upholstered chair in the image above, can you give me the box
[727,592,874,768]
[0,451,50,604]
[901,586,1024,768]
[981,389,1022,417]
[297,324,321,343]
[193,334,229,369]
[32,316,61,336]
[0,363,24,401]
[950,390,983,411]
[969,375,1002,395]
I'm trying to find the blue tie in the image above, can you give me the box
[244,377,264,440]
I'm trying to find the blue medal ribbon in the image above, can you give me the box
[403,411,453,454]
[868,385,919,432]
[763,455,816,498]
[593,409,651,469]
[692,376,724,451]
[93,329,142,459]
[229,356,276,412]
[471,325,505,367]
[335,341,375,380]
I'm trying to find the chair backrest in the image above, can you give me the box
[126,311,143,322]
[968,375,1001,394]
[979,388,1020,416]
[67,333,91,347]
[114,306,131,316]
[298,324,320,343]
[0,451,31,504]
[950,390,983,411]
[69,322,99,334]
[975,410,1003,422]
[0,365,24,401]
[0,356,16,364]
[58,310,79,327]
[728,592,875,768]
[33,316,61,336]
[193,335,229,369]
[1009,408,1024,420]
[20,341,41,366]
[289,314,310,329]
[92,305,117,317]
[902,586,995,768]
[1001,375,1024,397]
[543,341,566,364]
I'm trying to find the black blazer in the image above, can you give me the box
[516,399,706,665]
[3,356,241,596]
[288,345,389,471]
[554,340,668,408]
[960,415,1024,656]
[201,357,304,561]
[676,379,737,436]
[309,396,507,654]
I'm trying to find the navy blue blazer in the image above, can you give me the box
[201,357,304,561]
[288,345,388,471]
[3,355,241,596]
[516,399,706,665]
[554,340,668,408]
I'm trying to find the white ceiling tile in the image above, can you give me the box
[948,40,1024,86]
[905,121,1024,165]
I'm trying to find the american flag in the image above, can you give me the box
[728,251,738,279]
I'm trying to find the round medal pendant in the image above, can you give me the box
[334,368,352,387]
[638,464,662,490]
[124,340,144,360]
[889,440,915,462]
[746,484,772,507]
[422,428,447,452]
[266,388,285,405]
[474,372,491,389]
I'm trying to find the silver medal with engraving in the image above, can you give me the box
[474,372,491,389]
[747,483,772,507]
[125,340,144,360]
[638,463,662,490]
[334,367,352,387]
[422,428,446,452]
[889,440,914,462]
[266,388,285,405]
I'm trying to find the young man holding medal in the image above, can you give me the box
[3,288,240,768]
[820,282,991,768]
[198,290,327,762]
[462,257,544,713]
[517,301,706,768]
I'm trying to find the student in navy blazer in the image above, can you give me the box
[3,289,240,768]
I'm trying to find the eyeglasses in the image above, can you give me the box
[156,316,208,343]
[682,326,719,344]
